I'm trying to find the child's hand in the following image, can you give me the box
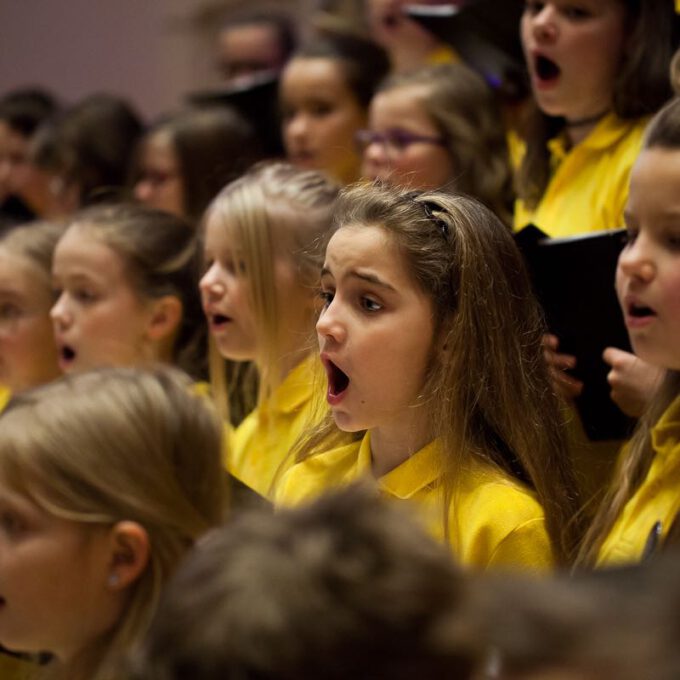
[602,347,664,418]
[543,333,583,399]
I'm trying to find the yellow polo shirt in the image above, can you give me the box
[514,114,648,237]
[277,433,553,571]
[229,355,320,500]
[598,394,680,566]
[0,385,10,412]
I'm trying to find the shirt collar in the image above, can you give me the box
[266,354,318,415]
[356,433,442,499]
[652,393,680,457]
[548,113,647,161]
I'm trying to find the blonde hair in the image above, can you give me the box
[67,203,206,379]
[377,63,514,227]
[295,182,583,565]
[204,162,339,420]
[0,366,226,680]
[578,97,680,565]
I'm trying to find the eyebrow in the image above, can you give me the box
[320,266,396,292]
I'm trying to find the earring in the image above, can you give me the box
[108,572,120,588]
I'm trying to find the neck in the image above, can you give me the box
[369,408,431,478]
[564,108,610,147]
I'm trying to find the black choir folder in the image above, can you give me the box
[515,225,636,441]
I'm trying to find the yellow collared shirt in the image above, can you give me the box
[277,433,553,571]
[229,355,320,500]
[514,114,649,238]
[598,394,680,566]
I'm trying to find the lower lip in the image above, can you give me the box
[57,351,75,371]
[209,319,231,334]
[327,384,348,406]
[625,314,656,329]
[533,74,559,91]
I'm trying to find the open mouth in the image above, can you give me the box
[534,54,561,82]
[212,313,231,328]
[60,345,76,363]
[628,302,656,319]
[324,358,350,398]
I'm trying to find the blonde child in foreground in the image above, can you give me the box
[200,162,338,499]
[277,183,584,569]
[0,366,226,680]
[578,97,680,567]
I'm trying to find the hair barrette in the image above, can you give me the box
[420,200,449,238]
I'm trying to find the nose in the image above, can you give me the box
[618,233,656,283]
[530,5,558,43]
[316,297,346,345]
[50,292,72,330]
[199,262,226,300]
[285,112,309,145]
[361,137,389,179]
[134,179,153,204]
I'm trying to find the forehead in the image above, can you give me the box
[627,148,680,212]
[282,57,349,93]
[326,223,408,275]
[372,85,431,119]
[0,249,44,289]
[54,224,124,270]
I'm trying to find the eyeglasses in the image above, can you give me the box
[355,128,447,154]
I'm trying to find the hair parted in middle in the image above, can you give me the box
[294,181,584,565]
[204,161,339,417]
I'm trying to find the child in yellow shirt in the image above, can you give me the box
[277,182,584,569]
[200,163,339,499]
[577,98,680,567]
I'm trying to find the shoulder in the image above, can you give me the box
[275,439,364,507]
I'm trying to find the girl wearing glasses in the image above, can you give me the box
[360,63,513,227]
[277,183,583,570]
[131,107,261,227]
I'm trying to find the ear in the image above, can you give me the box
[106,521,150,591]
[145,295,183,343]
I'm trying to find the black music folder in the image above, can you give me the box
[515,225,636,441]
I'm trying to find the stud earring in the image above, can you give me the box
[108,572,120,587]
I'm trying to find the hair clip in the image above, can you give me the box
[420,200,449,238]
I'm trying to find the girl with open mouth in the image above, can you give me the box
[516,0,674,239]
[200,162,339,500]
[277,183,584,571]
[578,98,680,568]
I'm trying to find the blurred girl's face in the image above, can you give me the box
[0,122,30,199]
[617,148,680,371]
[0,250,60,392]
[281,57,366,185]
[0,485,121,660]
[133,131,185,218]
[520,0,627,122]
[361,84,455,190]
[200,213,315,374]
[51,226,160,373]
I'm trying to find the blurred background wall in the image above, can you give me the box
[0,0,311,121]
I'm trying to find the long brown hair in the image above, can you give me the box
[294,182,583,565]
[577,97,680,566]
[517,0,675,209]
